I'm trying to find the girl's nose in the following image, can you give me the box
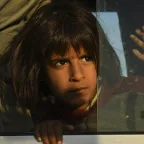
[69,62,85,82]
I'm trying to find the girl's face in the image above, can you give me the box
[45,45,97,108]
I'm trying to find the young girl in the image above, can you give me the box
[0,0,100,143]
[1,1,144,144]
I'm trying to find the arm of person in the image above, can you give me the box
[30,97,74,144]
[112,26,144,94]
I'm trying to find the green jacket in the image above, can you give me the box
[0,0,50,55]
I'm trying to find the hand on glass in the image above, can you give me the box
[130,26,144,61]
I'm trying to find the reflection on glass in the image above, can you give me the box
[97,0,144,132]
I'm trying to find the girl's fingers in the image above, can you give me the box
[130,34,144,48]
[34,125,42,142]
[132,49,144,61]
[54,122,63,144]
[47,122,57,144]
[34,121,74,144]
[40,124,50,144]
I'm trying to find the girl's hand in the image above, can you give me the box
[130,26,144,61]
[34,120,74,144]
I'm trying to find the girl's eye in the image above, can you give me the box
[81,56,93,62]
[55,60,68,67]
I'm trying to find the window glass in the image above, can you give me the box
[97,0,144,132]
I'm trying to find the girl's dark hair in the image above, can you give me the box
[0,1,121,108]
[0,1,99,108]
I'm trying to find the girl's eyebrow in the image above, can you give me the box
[51,57,69,62]
[50,51,88,61]
[51,55,87,61]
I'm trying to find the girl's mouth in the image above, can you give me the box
[69,87,88,92]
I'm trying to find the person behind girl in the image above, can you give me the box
[1,1,144,144]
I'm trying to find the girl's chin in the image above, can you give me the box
[63,96,93,108]
[69,101,89,110]
[76,103,89,110]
